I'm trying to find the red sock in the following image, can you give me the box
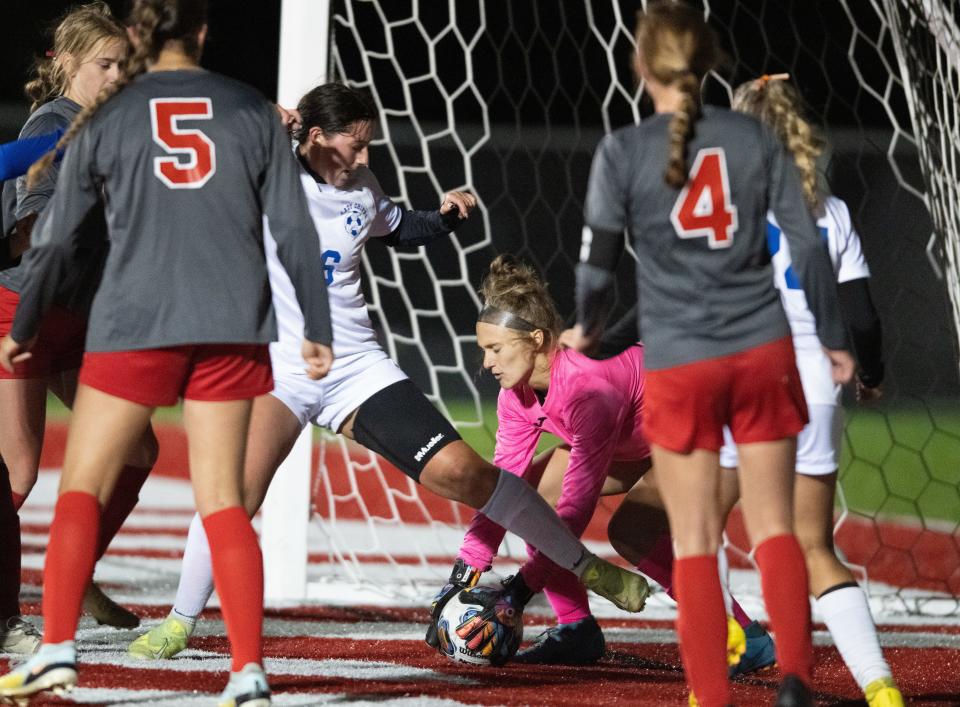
[43,491,100,643]
[203,506,263,671]
[642,531,756,630]
[674,555,730,707]
[754,534,812,685]
[97,465,151,559]
[11,491,26,511]
[0,467,21,618]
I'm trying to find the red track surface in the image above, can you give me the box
[28,423,960,705]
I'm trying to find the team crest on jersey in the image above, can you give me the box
[341,202,368,238]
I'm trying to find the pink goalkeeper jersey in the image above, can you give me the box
[459,344,650,589]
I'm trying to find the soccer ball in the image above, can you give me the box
[435,585,524,666]
[344,212,364,237]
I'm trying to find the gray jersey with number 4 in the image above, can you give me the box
[585,106,846,370]
[13,69,332,352]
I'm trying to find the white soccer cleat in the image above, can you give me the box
[0,641,77,703]
[0,616,41,655]
[218,662,271,707]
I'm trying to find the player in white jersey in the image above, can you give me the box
[721,76,902,707]
[128,82,649,663]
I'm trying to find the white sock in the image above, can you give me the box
[816,583,892,690]
[717,544,734,616]
[479,470,585,572]
[171,513,216,628]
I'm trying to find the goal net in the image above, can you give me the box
[273,0,960,617]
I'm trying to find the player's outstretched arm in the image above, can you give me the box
[378,189,477,249]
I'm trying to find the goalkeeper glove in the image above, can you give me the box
[453,572,533,665]
[425,558,482,649]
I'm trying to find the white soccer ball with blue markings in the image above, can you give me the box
[435,585,524,666]
[344,211,364,237]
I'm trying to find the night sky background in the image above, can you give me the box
[1,1,957,397]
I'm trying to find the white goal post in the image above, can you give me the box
[261,0,332,602]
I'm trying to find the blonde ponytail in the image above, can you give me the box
[635,1,721,188]
[731,77,824,211]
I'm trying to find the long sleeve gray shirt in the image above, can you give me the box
[581,107,847,370]
[13,69,332,350]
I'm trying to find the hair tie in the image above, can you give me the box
[756,72,789,88]
[478,304,538,332]
[45,50,56,58]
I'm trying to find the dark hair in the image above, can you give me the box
[28,0,208,187]
[294,82,377,144]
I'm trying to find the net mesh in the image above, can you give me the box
[300,0,960,615]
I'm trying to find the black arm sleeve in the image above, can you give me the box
[378,208,459,248]
[837,277,884,387]
[574,227,625,338]
[593,304,640,359]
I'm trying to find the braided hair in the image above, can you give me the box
[732,77,825,211]
[634,1,722,188]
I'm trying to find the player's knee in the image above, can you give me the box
[421,446,494,506]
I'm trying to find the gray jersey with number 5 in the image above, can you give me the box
[13,69,332,351]
[584,106,846,370]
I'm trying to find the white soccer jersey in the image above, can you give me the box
[264,163,402,372]
[768,195,869,405]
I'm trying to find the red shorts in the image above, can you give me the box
[644,336,808,453]
[0,285,86,379]
[79,344,273,407]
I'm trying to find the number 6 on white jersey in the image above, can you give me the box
[150,98,216,189]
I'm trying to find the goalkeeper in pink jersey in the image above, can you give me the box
[434,254,771,667]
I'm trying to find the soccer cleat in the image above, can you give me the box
[726,616,747,669]
[128,616,190,660]
[0,616,41,655]
[0,641,77,703]
[729,620,776,677]
[513,615,605,665]
[578,554,650,612]
[83,582,140,629]
[218,662,271,707]
[688,618,746,707]
[864,676,905,707]
[775,674,813,707]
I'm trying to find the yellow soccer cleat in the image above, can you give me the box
[578,554,651,612]
[865,676,905,707]
[686,617,745,707]
[0,641,77,704]
[128,615,190,660]
[726,615,747,669]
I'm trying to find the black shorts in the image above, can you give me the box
[351,379,461,482]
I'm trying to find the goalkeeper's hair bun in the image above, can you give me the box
[479,254,563,342]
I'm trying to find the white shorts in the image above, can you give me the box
[719,403,843,476]
[270,346,408,432]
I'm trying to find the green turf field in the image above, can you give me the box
[45,393,959,525]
